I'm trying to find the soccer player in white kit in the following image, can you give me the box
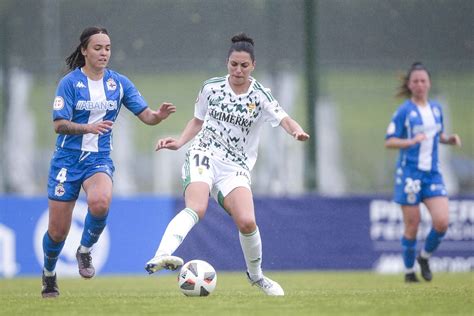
[41,26,176,298]
[145,33,310,296]
[385,62,461,283]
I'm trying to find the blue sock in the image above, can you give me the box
[424,228,446,254]
[401,237,417,269]
[43,232,65,272]
[80,210,108,247]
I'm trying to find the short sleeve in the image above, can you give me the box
[385,107,406,139]
[119,74,148,115]
[194,87,208,120]
[435,104,444,133]
[52,77,75,121]
[260,88,288,127]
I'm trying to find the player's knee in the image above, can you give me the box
[188,207,206,220]
[237,218,256,234]
[433,219,449,233]
[48,228,68,242]
[186,203,208,220]
[88,196,110,216]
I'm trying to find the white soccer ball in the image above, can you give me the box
[178,260,217,296]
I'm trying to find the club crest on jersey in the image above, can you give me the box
[247,103,256,113]
[106,78,117,91]
[54,183,65,197]
[433,107,441,117]
[53,96,64,110]
[410,111,418,118]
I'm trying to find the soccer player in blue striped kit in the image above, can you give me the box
[385,62,462,283]
[41,26,176,298]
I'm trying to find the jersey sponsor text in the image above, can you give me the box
[75,100,118,111]
[209,109,252,128]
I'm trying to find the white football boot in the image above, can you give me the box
[145,255,184,274]
[247,272,285,296]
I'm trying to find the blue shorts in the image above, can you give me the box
[393,167,447,205]
[47,148,115,201]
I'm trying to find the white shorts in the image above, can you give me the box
[181,149,251,207]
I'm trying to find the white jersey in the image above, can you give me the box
[190,75,288,171]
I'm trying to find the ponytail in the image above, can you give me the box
[396,62,431,98]
[65,45,85,70]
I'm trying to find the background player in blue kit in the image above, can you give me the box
[41,26,176,298]
[385,62,462,283]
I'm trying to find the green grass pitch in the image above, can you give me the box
[1,271,473,315]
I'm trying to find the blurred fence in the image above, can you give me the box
[0,0,473,196]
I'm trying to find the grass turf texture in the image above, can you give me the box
[1,271,473,315]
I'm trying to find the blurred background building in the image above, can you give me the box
[0,0,473,197]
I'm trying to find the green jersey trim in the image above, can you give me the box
[200,77,226,92]
[253,81,274,102]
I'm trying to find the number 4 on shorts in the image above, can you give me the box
[56,168,67,183]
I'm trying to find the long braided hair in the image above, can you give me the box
[65,26,109,71]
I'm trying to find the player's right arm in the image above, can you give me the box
[52,76,113,135]
[385,134,426,149]
[384,105,425,149]
[156,84,208,151]
[54,119,113,135]
[155,118,203,151]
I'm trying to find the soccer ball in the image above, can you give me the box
[178,260,217,296]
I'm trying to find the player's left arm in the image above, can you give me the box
[440,133,462,146]
[138,102,177,125]
[437,104,461,147]
[280,116,310,141]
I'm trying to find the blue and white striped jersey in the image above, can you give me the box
[52,68,147,152]
[385,99,444,172]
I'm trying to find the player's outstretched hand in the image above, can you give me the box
[156,102,176,121]
[447,134,462,147]
[155,137,181,151]
[89,120,114,135]
[412,133,427,144]
[293,131,310,141]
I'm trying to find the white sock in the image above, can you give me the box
[239,227,263,281]
[43,268,55,276]
[154,208,199,257]
[79,245,91,253]
[420,249,431,259]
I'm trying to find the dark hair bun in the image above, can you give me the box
[231,33,254,46]
[411,61,423,67]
